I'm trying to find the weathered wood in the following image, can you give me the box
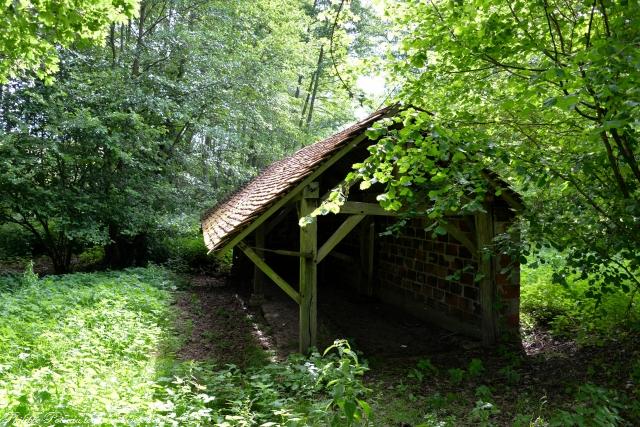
[359,219,375,296]
[249,226,265,306]
[316,214,366,264]
[480,170,524,212]
[441,222,477,255]
[214,133,369,256]
[340,201,395,216]
[238,241,301,305]
[299,183,319,353]
[249,247,311,258]
[475,207,497,346]
[340,202,476,255]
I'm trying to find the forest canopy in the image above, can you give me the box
[0,0,638,298]
[0,0,384,272]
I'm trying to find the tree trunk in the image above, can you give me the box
[131,1,147,77]
[104,225,148,269]
[306,45,324,128]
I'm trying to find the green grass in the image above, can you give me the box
[0,266,177,425]
[0,266,371,426]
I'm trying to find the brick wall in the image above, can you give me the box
[373,207,519,339]
[493,203,520,333]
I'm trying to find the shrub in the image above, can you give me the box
[521,250,640,340]
[550,384,625,427]
[149,229,222,274]
[76,246,105,269]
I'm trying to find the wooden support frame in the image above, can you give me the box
[316,214,365,263]
[475,207,497,346]
[238,241,301,305]
[340,201,477,255]
[299,183,319,353]
[441,222,477,254]
[340,201,391,216]
[249,247,310,258]
[359,218,375,296]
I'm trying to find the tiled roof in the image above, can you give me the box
[201,107,393,251]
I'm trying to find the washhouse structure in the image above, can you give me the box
[201,107,522,353]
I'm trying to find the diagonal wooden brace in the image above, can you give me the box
[316,214,366,264]
[238,241,301,304]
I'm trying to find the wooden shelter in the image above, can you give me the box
[201,107,522,353]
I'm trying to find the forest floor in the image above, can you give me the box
[1,262,638,425]
[179,275,640,426]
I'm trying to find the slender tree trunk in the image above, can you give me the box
[306,45,324,128]
[109,24,117,67]
[300,45,324,129]
[131,1,147,77]
[600,131,629,198]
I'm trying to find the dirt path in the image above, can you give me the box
[174,275,276,367]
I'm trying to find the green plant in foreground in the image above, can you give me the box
[409,358,439,384]
[470,400,500,426]
[321,339,372,426]
[447,368,465,385]
[550,384,625,427]
[467,358,485,378]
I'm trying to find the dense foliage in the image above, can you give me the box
[0,0,380,272]
[0,0,138,83]
[338,0,640,299]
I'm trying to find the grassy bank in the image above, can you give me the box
[0,267,369,426]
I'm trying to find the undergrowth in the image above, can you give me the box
[0,266,370,426]
[521,250,640,341]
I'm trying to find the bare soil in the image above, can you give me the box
[173,275,276,367]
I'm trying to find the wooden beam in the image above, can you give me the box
[249,247,311,258]
[214,133,369,255]
[249,226,265,306]
[340,201,396,216]
[339,202,476,255]
[299,183,319,353]
[328,251,356,263]
[238,241,301,305]
[480,170,524,212]
[441,222,477,255]
[317,214,366,264]
[359,219,375,296]
[475,207,497,346]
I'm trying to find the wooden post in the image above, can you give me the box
[359,218,375,296]
[249,226,265,307]
[299,182,319,353]
[475,206,497,346]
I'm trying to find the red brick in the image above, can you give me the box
[464,286,478,300]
